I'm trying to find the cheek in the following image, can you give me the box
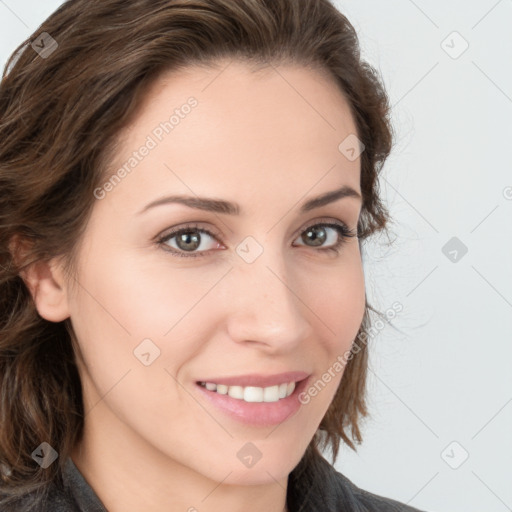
[66,252,211,448]
[66,249,232,408]
[299,249,366,346]
[70,247,225,339]
[296,251,365,405]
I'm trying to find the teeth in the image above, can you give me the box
[216,384,228,395]
[228,386,244,399]
[199,381,296,402]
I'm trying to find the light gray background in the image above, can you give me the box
[1,1,511,511]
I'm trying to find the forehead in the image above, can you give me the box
[128,59,357,138]
[101,60,361,210]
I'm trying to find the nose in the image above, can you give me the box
[223,251,313,353]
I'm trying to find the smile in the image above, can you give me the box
[198,381,296,403]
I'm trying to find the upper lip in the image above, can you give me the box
[197,371,310,388]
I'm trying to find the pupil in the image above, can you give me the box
[304,226,326,246]
[178,231,200,251]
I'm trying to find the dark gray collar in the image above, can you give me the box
[62,458,108,512]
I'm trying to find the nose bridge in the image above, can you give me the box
[224,245,312,348]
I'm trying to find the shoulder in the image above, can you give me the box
[288,450,427,512]
[0,483,80,512]
[331,469,426,511]
[0,460,83,512]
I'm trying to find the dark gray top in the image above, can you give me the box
[1,455,427,511]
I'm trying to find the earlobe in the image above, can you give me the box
[20,257,71,323]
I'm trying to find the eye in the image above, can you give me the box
[156,220,357,258]
[293,221,357,254]
[157,223,223,258]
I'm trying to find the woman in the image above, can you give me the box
[0,0,427,510]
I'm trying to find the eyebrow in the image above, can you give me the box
[137,185,362,216]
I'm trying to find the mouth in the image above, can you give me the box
[197,380,297,403]
[194,371,311,426]
[195,370,309,402]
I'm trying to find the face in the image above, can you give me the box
[61,60,365,485]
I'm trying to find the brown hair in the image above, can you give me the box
[0,0,393,504]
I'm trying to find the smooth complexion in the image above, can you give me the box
[24,59,366,512]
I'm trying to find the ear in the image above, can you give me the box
[20,258,71,322]
[9,237,71,323]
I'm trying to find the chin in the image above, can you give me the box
[222,463,291,486]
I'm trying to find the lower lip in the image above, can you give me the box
[195,377,310,426]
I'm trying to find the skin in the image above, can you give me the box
[23,59,365,512]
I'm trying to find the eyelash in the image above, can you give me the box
[156,220,358,259]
